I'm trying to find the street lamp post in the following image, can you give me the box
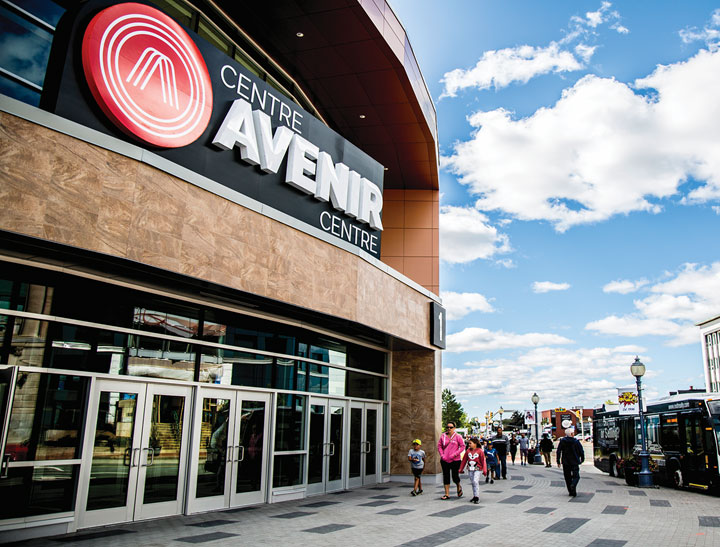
[498,406,504,429]
[631,357,654,487]
[531,393,542,464]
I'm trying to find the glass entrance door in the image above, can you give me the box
[347,402,381,488]
[307,398,345,495]
[78,380,192,528]
[0,366,18,479]
[188,388,270,513]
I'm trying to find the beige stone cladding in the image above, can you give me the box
[390,349,442,476]
[0,111,436,349]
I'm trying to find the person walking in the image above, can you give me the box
[491,426,509,479]
[483,441,498,483]
[459,437,486,504]
[539,433,554,467]
[509,433,518,465]
[437,421,465,499]
[556,428,585,496]
[518,432,529,466]
[408,439,425,496]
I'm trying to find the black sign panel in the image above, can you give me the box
[44,0,383,258]
[430,301,446,349]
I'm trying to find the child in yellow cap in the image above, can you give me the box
[408,439,425,496]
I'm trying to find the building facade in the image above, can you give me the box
[698,315,720,393]
[541,408,594,439]
[0,0,443,540]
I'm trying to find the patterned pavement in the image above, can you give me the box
[7,463,719,547]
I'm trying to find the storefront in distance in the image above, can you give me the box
[0,0,442,541]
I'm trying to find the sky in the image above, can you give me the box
[390,0,720,422]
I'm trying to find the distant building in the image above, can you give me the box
[698,315,720,392]
[541,407,594,438]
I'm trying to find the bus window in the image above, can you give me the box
[661,414,680,450]
[646,415,659,445]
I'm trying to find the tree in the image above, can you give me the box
[442,389,466,427]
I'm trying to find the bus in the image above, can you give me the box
[593,392,720,493]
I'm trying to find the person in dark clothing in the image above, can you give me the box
[491,426,509,479]
[556,428,585,496]
[509,433,518,465]
[539,433,554,467]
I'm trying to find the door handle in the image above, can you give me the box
[123,448,132,467]
[237,445,245,462]
[328,442,335,457]
[132,448,141,467]
[142,447,155,466]
[0,454,10,479]
[227,445,233,463]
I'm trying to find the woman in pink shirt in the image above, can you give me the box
[437,421,465,499]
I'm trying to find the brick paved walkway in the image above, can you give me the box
[9,463,719,547]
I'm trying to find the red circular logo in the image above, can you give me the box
[82,3,213,148]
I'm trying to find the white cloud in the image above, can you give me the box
[439,206,511,264]
[587,262,720,346]
[574,44,597,63]
[713,206,720,215]
[440,43,583,98]
[532,281,571,293]
[603,279,649,294]
[446,327,572,353]
[679,8,720,49]
[444,48,720,231]
[441,291,495,320]
[443,344,646,405]
[440,2,630,98]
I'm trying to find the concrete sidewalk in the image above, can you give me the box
[8,463,719,547]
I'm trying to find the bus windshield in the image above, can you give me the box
[708,400,720,415]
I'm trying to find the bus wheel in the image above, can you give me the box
[671,466,683,489]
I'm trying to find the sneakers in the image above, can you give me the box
[410,490,417,496]
[490,479,494,484]
[410,489,423,496]
[470,496,479,504]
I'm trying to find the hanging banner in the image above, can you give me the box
[524,409,536,425]
[617,386,645,415]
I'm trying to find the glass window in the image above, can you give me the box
[10,0,65,27]
[0,464,79,518]
[646,415,659,445]
[347,344,386,374]
[274,393,305,452]
[272,454,304,488]
[0,6,53,87]
[127,335,196,381]
[133,307,200,339]
[5,372,88,461]
[346,371,384,401]
[660,415,680,450]
[151,0,193,27]
[198,18,231,55]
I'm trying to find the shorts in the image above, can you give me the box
[411,467,424,478]
[520,448,528,454]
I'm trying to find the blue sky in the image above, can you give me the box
[391,1,720,421]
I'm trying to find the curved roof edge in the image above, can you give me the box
[214,0,439,191]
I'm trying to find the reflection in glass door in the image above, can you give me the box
[348,402,381,488]
[0,366,18,479]
[78,380,192,528]
[307,398,345,495]
[188,388,270,513]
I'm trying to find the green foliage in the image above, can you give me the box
[442,389,466,428]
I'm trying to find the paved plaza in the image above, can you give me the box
[9,463,719,547]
